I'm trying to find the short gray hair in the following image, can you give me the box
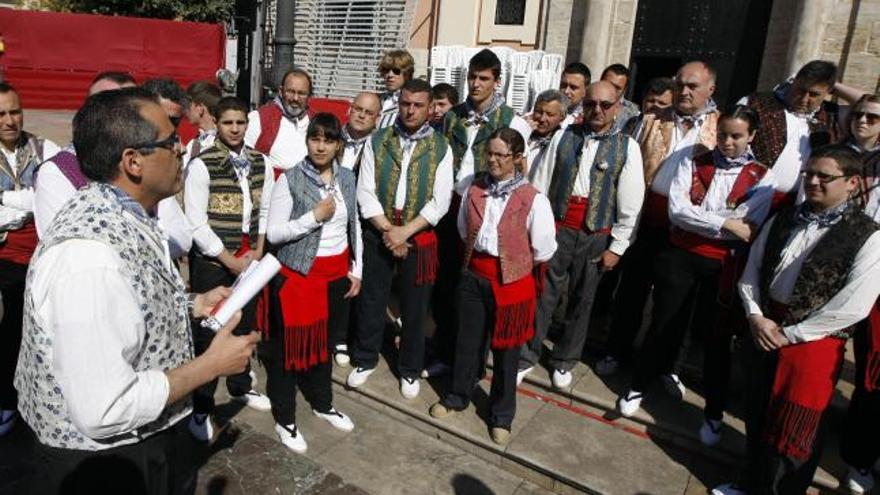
[533,89,569,115]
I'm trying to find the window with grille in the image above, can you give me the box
[494,0,527,25]
[287,0,415,99]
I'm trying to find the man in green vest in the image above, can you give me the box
[349,79,454,399]
[522,81,645,389]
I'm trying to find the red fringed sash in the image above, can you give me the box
[762,301,846,460]
[469,252,536,350]
[865,297,880,392]
[0,221,38,265]
[556,197,612,234]
[392,209,438,286]
[277,249,349,371]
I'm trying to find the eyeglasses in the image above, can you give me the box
[380,67,402,76]
[800,170,848,184]
[130,133,180,153]
[350,104,378,117]
[852,111,880,124]
[486,151,513,159]
[582,99,617,111]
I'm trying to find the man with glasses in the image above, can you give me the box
[596,60,720,379]
[14,87,259,493]
[377,49,415,129]
[713,145,880,495]
[340,91,381,173]
[245,68,312,174]
[523,81,644,388]
[0,82,60,437]
[185,96,274,441]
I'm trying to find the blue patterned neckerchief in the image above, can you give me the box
[529,131,554,151]
[677,98,717,126]
[486,170,527,198]
[342,125,370,148]
[567,102,583,117]
[273,95,307,124]
[712,147,755,170]
[464,94,505,127]
[796,200,851,228]
[228,149,251,178]
[394,119,434,152]
[106,183,154,222]
[583,125,617,141]
[301,157,336,192]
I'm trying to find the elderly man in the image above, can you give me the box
[523,81,645,388]
[713,145,880,495]
[525,89,568,181]
[600,63,640,132]
[377,49,415,129]
[14,87,259,493]
[245,68,312,173]
[597,60,720,378]
[340,91,381,172]
[0,83,60,437]
[559,62,591,128]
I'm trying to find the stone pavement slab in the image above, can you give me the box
[23,109,73,146]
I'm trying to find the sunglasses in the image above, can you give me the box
[852,110,880,124]
[380,67,402,76]
[582,99,617,111]
[131,132,180,152]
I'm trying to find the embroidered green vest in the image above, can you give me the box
[443,103,515,174]
[198,142,265,251]
[546,127,629,232]
[371,126,448,225]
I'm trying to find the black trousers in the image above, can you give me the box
[520,228,608,371]
[630,248,731,419]
[605,223,667,362]
[430,205,462,366]
[0,259,27,410]
[265,274,350,425]
[840,321,880,470]
[442,270,519,429]
[353,226,431,379]
[27,421,197,495]
[189,254,255,414]
[740,336,827,494]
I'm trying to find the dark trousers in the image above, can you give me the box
[740,336,827,494]
[0,259,27,410]
[430,206,462,366]
[630,247,730,418]
[840,321,880,470]
[189,255,255,414]
[605,224,667,362]
[520,228,608,371]
[27,421,197,495]
[353,226,431,379]
[442,270,519,428]
[265,274,350,425]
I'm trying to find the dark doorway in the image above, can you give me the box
[629,0,774,108]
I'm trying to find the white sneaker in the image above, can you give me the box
[400,377,420,399]
[334,344,350,367]
[552,369,573,389]
[661,373,686,400]
[420,361,451,379]
[699,418,723,446]
[274,423,307,453]
[313,408,355,432]
[516,366,534,386]
[710,483,748,495]
[617,390,643,418]
[845,466,875,494]
[188,413,214,442]
[346,367,375,388]
[230,389,271,411]
[0,409,17,437]
[595,355,620,376]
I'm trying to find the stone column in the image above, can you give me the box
[577,0,638,75]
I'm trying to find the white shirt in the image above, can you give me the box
[456,181,557,263]
[244,111,309,171]
[531,131,645,255]
[357,137,454,226]
[28,225,180,443]
[266,169,364,279]
[453,115,532,195]
[182,129,216,170]
[668,159,776,240]
[639,111,715,195]
[185,150,274,257]
[340,136,370,171]
[378,91,399,129]
[2,138,61,221]
[739,213,880,343]
[772,110,812,194]
[525,129,559,183]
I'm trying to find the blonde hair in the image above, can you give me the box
[378,49,415,80]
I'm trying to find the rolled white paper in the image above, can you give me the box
[201,254,282,332]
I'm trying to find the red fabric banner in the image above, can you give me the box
[0,9,225,110]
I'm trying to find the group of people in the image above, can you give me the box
[0,43,879,495]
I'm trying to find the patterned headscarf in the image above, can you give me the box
[486,170,527,198]
[712,147,755,170]
[464,94,505,127]
[796,199,851,228]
